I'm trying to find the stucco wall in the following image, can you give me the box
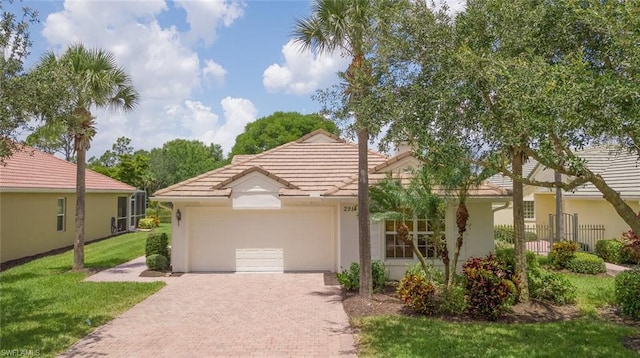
[534,194,640,239]
[1,192,128,263]
[493,193,536,225]
[378,201,496,281]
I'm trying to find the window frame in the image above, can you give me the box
[523,200,535,220]
[384,216,441,260]
[56,197,66,232]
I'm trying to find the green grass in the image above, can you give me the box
[357,271,639,357]
[0,225,170,357]
[356,316,638,357]
[564,273,616,315]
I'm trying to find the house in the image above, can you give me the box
[490,146,640,240]
[0,146,145,264]
[152,130,510,280]
[488,159,539,226]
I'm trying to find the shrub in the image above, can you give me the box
[438,285,467,315]
[622,229,640,265]
[494,226,538,243]
[145,206,172,223]
[146,232,169,259]
[595,239,625,264]
[525,232,539,242]
[146,254,169,271]
[148,215,161,227]
[138,218,157,229]
[494,226,514,243]
[529,270,577,305]
[372,261,388,291]
[336,262,360,290]
[566,252,606,274]
[494,239,514,250]
[397,274,439,314]
[547,241,579,268]
[463,254,517,320]
[336,261,387,292]
[495,248,540,273]
[404,262,444,284]
[615,269,640,319]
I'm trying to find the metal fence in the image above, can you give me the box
[494,224,606,254]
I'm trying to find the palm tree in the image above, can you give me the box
[37,44,139,270]
[293,0,376,298]
[369,169,448,281]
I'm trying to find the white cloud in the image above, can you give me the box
[202,59,227,85]
[214,97,257,152]
[158,98,255,155]
[174,0,244,46]
[39,0,244,157]
[263,40,349,95]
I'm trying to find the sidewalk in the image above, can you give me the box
[605,262,632,276]
[84,256,174,283]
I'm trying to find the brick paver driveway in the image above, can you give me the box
[61,273,356,357]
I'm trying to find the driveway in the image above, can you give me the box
[61,273,356,357]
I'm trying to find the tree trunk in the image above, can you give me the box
[512,149,529,301]
[358,127,372,298]
[589,173,640,234]
[73,144,86,270]
[450,200,469,288]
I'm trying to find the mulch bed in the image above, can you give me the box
[341,283,640,354]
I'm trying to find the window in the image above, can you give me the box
[385,217,442,259]
[56,198,66,231]
[523,201,535,219]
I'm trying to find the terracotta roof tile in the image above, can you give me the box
[154,131,510,199]
[0,146,136,193]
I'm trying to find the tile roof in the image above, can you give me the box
[154,130,510,199]
[487,158,539,190]
[564,146,640,199]
[0,146,136,193]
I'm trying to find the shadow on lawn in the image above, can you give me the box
[0,285,110,353]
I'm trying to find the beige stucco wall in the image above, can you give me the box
[1,192,130,263]
[168,197,498,281]
[534,193,556,225]
[535,194,640,239]
[376,200,496,281]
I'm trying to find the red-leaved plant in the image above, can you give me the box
[621,211,640,264]
[462,254,517,320]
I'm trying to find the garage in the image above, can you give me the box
[187,206,335,272]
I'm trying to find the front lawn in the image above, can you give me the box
[353,271,639,357]
[565,273,616,315]
[356,316,637,357]
[0,225,170,357]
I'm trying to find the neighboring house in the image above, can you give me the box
[488,159,539,226]
[489,146,640,240]
[152,130,510,280]
[0,146,145,264]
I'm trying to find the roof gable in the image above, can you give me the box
[213,167,299,190]
[0,146,136,193]
[297,129,343,143]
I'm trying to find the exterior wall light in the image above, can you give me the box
[175,209,182,226]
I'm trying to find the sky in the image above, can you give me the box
[17,0,463,158]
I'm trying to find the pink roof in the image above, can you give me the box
[0,146,136,193]
[154,130,509,199]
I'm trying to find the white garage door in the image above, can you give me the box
[188,207,335,272]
